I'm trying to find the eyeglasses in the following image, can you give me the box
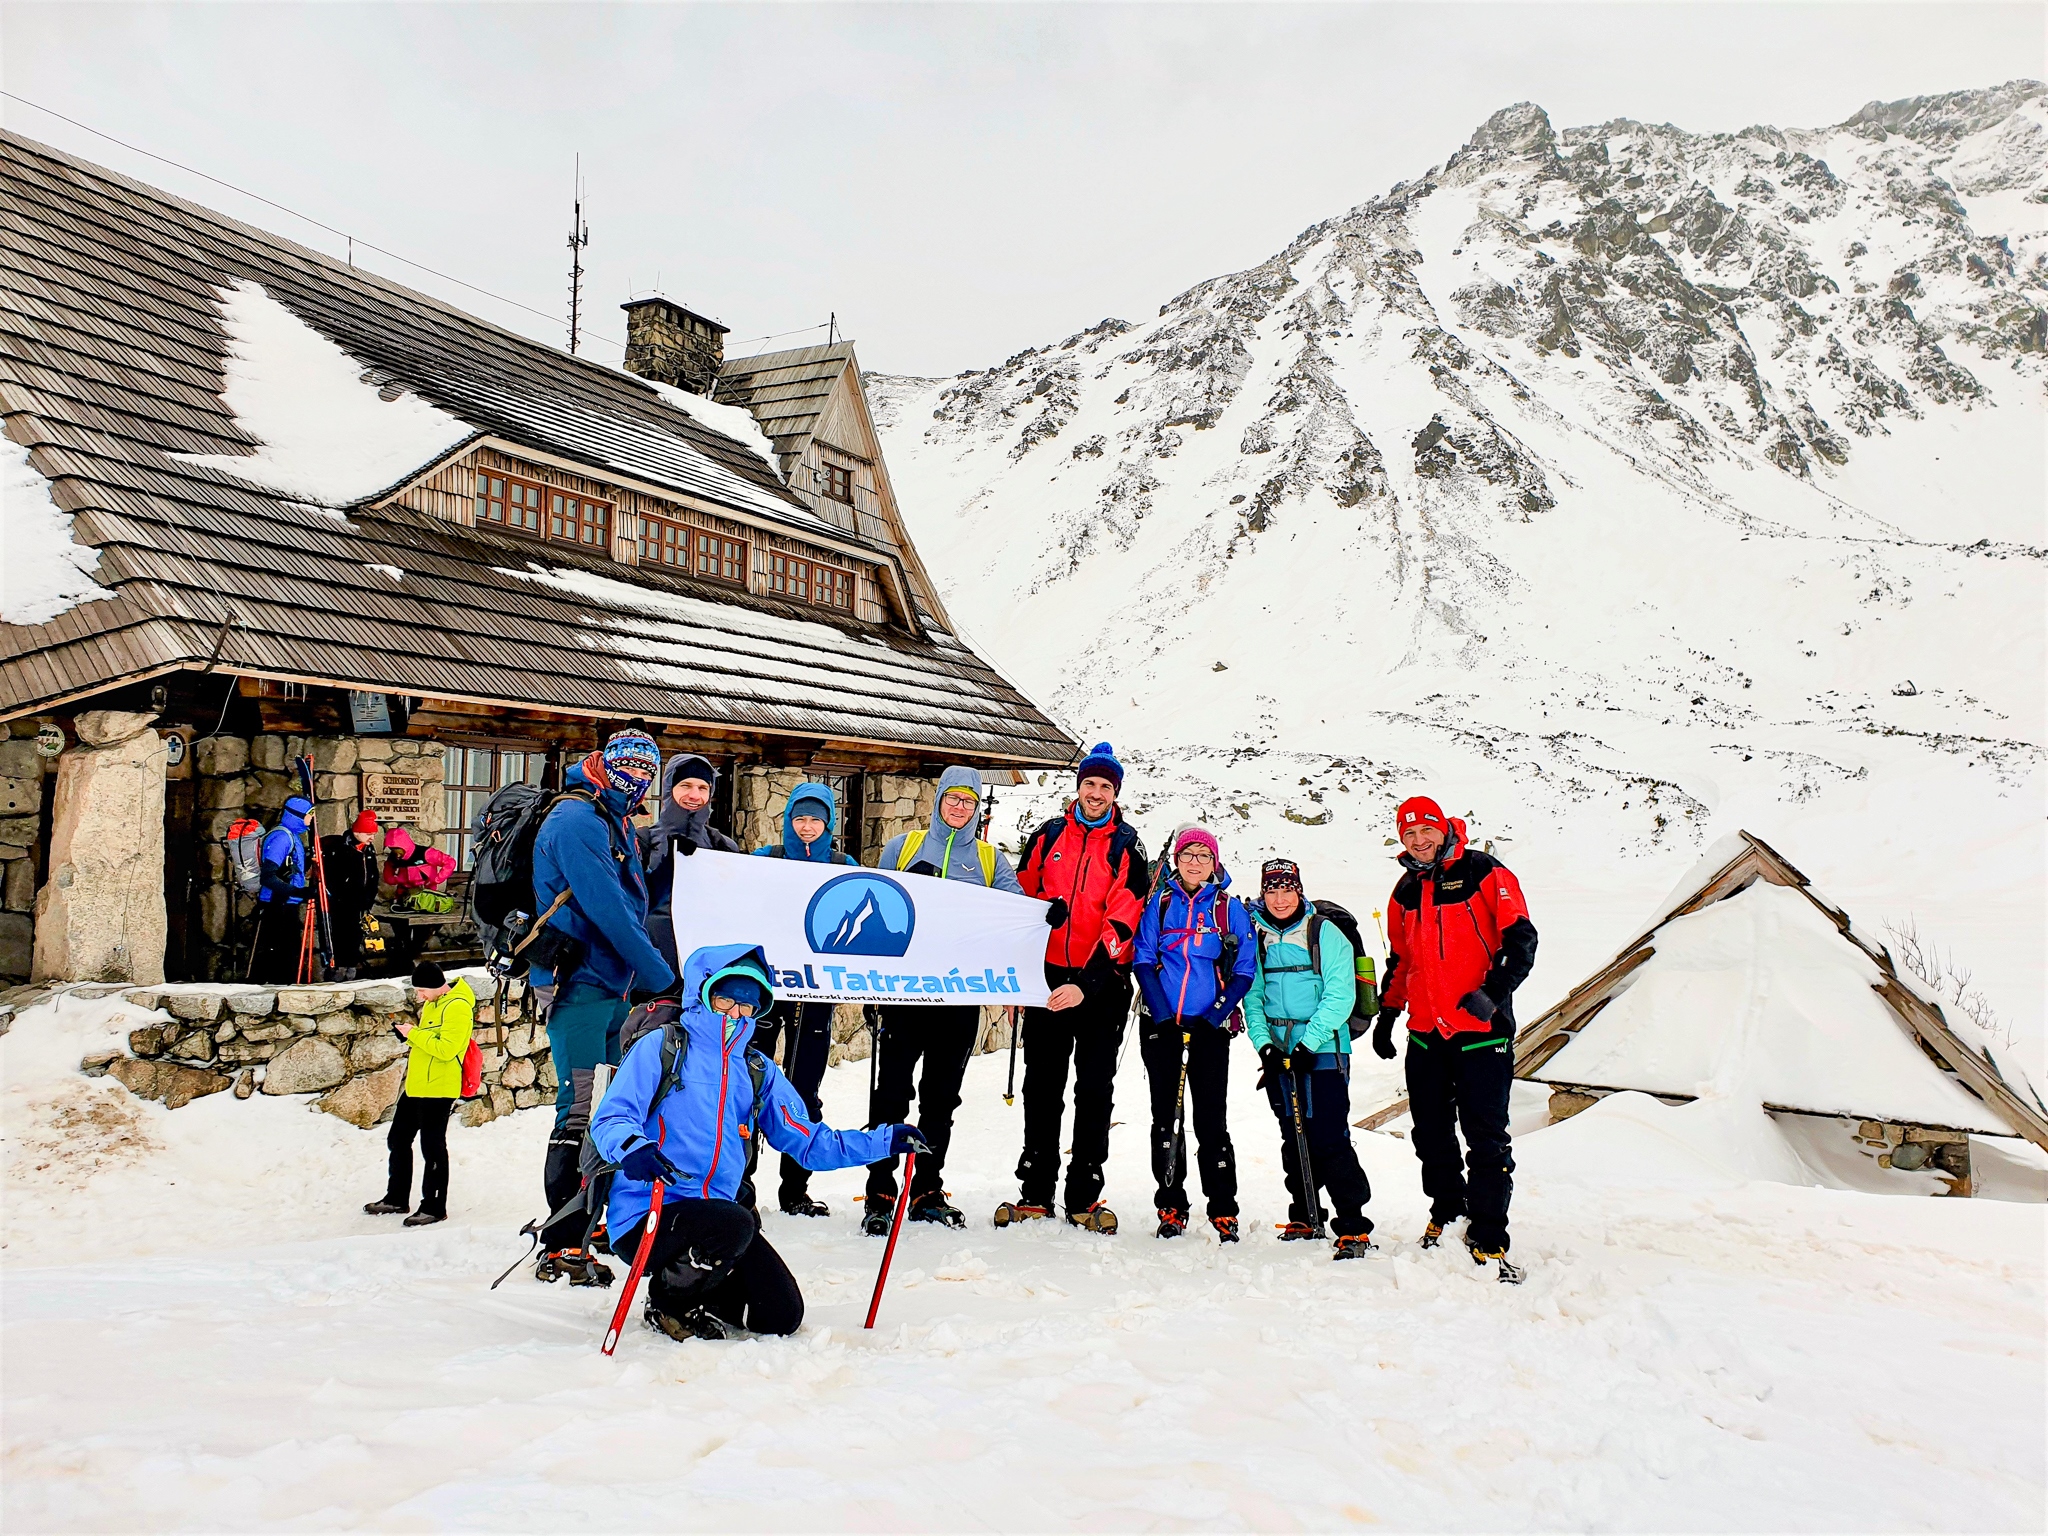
[1177,848,1216,862]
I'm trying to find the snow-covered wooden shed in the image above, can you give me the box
[1516,832,2048,1194]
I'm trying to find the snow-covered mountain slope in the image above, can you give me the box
[871,83,2047,1044]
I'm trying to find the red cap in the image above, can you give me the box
[351,810,379,836]
[1396,796,1447,833]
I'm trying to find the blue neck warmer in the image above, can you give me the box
[1075,802,1114,829]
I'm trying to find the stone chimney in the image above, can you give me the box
[621,297,730,395]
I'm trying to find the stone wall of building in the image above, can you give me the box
[730,767,817,855]
[33,712,168,985]
[0,721,49,982]
[862,774,934,863]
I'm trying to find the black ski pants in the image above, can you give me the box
[384,1093,453,1217]
[753,1001,835,1203]
[1263,1062,1372,1239]
[866,1003,979,1202]
[1404,1032,1515,1251]
[248,900,305,985]
[1139,1015,1237,1218]
[614,1196,805,1337]
[1016,976,1129,1214]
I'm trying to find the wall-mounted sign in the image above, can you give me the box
[361,771,426,820]
[348,692,395,734]
[35,725,63,758]
[163,733,187,769]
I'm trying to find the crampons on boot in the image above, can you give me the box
[992,1201,1052,1228]
[1469,1246,1524,1284]
[910,1193,965,1229]
[535,1247,614,1287]
[861,1196,895,1237]
[1067,1203,1118,1235]
[1276,1221,1320,1241]
[645,1302,734,1342]
[779,1192,831,1218]
[1420,1221,1446,1249]
[1155,1208,1188,1239]
[1210,1216,1240,1244]
[1332,1233,1376,1261]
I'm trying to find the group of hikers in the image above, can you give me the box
[370,729,1540,1343]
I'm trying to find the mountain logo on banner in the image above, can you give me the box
[804,872,916,957]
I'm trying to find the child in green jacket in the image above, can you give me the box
[365,962,474,1227]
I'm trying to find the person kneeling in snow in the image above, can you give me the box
[1376,797,1536,1279]
[590,943,924,1341]
[1244,859,1375,1258]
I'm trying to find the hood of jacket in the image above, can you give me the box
[916,765,990,881]
[1398,815,1468,875]
[280,799,312,837]
[680,941,775,1058]
[777,781,842,862]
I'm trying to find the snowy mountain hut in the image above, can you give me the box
[1513,833,2048,1194]
[0,129,1076,988]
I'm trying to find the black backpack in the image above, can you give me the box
[469,783,593,971]
[1252,897,1380,1038]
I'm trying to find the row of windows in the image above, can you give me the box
[476,469,856,613]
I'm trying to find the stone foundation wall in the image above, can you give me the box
[862,774,934,862]
[0,722,49,982]
[82,978,549,1128]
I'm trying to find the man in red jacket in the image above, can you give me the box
[1374,795,1537,1279]
[1001,742,1149,1233]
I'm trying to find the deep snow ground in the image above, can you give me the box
[3,992,2042,1532]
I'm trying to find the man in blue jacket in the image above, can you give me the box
[865,767,1025,1234]
[592,942,921,1341]
[1133,826,1257,1242]
[531,730,676,1278]
[750,782,857,1218]
[248,794,315,984]
[1244,858,1374,1258]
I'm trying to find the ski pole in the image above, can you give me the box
[1003,1007,1020,1106]
[1171,1028,1190,1198]
[602,1178,665,1356]
[863,1150,916,1330]
[1284,1036,1326,1238]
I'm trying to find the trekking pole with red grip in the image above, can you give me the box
[602,1178,664,1356]
[863,1150,917,1330]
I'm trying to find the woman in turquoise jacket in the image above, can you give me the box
[1245,859,1375,1256]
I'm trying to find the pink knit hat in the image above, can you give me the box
[1173,826,1220,863]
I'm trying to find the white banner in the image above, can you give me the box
[669,850,1051,1006]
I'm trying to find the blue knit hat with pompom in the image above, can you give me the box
[1075,741,1124,792]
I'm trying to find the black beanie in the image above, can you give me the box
[411,960,447,989]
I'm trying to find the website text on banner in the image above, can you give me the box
[669,851,1053,1006]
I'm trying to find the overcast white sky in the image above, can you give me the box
[2,3,2039,376]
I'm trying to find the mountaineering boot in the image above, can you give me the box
[862,1195,896,1237]
[1067,1203,1118,1235]
[535,1247,615,1287]
[1469,1245,1524,1284]
[1332,1234,1375,1261]
[910,1192,966,1229]
[363,1199,408,1216]
[1155,1208,1188,1240]
[402,1209,446,1227]
[992,1201,1052,1228]
[1276,1222,1319,1241]
[779,1191,831,1218]
[645,1302,734,1342]
[1210,1216,1240,1244]
[1420,1221,1444,1248]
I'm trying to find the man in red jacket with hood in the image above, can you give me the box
[1375,795,1537,1280]
[1002,742,1149,1233]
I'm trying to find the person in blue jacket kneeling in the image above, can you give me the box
[592,941,924,1341]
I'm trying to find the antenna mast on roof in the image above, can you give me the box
[566,155,591,354]
[828,311,837,346]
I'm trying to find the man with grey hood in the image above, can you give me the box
[642,754,742,975]
[863,766,1024,1232]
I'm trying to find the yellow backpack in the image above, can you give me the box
[894,829,998,886]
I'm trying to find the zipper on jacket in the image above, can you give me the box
[702,1038,735,1198]
[1065,821,1096,970]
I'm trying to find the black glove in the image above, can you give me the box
[1459,989,1497,1023]
[620,1143,675,1183]
[674,834,699,858]
[1258,1043,1287,1078]
[1045,897,1069,928]
[890,1124,932,1156]
[1371,1015,1398,1060]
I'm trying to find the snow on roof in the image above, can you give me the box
[2,435,113,627]
[171,281,472,505]
[635,377,785,484]
[1533,881,2010,1133]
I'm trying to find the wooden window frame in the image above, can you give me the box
[815,563,854,611]
[639,512,690,570]
[821,462,854,503]
[768,550,854,612]
[549,489,613,548]
[695,531,749,585]
[475,469,545,534]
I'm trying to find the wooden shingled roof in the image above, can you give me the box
[716,342,859,476]
[0,130,1077,767]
